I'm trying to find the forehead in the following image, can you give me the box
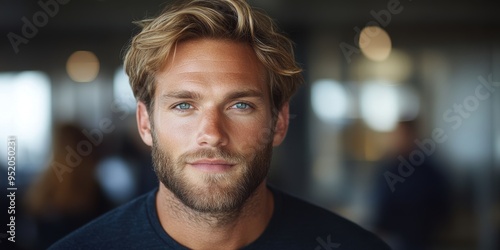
[156,38,266,88]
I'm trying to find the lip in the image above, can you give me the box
[188,159,235,172]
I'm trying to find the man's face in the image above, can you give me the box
[136,38,289,213]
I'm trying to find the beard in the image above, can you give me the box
[151,132,273,215]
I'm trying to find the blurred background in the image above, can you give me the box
[1,0,499,249]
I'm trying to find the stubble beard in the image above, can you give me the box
[151,129,273,224]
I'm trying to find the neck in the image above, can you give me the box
[156,181,274,250]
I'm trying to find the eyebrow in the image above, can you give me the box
[160,89,265,102]
[225,89,265,101]
[161,90,202,100]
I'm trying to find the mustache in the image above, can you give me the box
[177,148,246,165]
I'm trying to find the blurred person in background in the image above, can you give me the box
[49,0,390,249]
[371,121,451,250]
[24,123,113,249]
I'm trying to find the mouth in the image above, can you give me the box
[187,159,236,173]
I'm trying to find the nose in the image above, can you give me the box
[196,109,228,147]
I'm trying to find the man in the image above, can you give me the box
[50,0,390,249]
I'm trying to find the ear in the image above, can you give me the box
[272,103,290,146]
[136,101,153,146]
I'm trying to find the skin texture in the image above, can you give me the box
[136,38,290,249]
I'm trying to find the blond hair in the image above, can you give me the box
[124,0,303,113]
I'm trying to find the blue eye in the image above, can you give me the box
[175,103,192,110]
[233,102,250,109]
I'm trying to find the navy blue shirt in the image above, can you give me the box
[50,187,390,249]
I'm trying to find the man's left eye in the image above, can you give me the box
[232,102,251,109]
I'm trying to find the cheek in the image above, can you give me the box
[231,117,273,153]
[154,112,195,150]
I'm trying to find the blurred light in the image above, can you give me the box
[360,81,399,132]
[66,50,100,82]
[359,26,392,62]
[113,67,136,112]
[0,71,51,172]
[360,81,420,132]
[311,79,349,123]
[96,157,137,204]
[354,49,413,83]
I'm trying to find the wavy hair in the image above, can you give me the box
[124,0,303,113]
